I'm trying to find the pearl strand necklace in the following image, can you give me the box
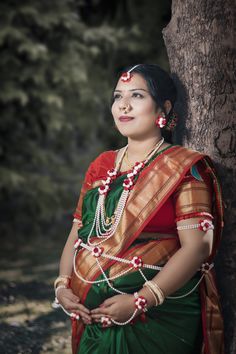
[87,138,165,246]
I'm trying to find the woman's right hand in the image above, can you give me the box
[56,287,92,324]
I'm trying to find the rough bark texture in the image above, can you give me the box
[163,1,236,353]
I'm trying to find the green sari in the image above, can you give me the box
[70,145,224,354]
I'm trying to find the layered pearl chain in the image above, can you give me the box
[87,138,165,246]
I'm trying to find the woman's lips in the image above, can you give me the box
[118,116,134,122]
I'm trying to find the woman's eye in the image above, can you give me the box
[132,92,143,98]
[113,94,121,100]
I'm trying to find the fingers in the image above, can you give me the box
[91,306,110,316]
[67,301,91,315]
[64,290,81,304]
[101,297,116,307]
[81,315,92,325]
[90,306,112,324]
[70,294,81,303]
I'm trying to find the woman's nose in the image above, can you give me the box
[119,101,132,113]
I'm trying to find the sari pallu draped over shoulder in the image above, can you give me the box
[70,145,224,354]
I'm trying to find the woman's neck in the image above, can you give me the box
[127,135,163,159]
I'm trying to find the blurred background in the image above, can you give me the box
[0,0,172,352]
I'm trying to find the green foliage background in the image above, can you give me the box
[0,0,171,242]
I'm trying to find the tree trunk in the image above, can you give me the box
[163,1,236,353]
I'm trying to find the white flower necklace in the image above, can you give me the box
[86,137,165,246]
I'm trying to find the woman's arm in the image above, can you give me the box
[56,221,92,324]
[138,217,213,305]
[59,221,80,276]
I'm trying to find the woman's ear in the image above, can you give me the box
[163,100,172,115]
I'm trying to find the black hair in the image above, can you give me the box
[111,64,177,143]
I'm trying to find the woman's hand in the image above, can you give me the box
[90,294,140,326]
[56,288,92,324]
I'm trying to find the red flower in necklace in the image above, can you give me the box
[107,168,118,178]
[92,246,104,257]
[102,176,112,185]
[134,161,145,170]
[131,256,143,269]
[123,178,134,191]
[98,184,110,195]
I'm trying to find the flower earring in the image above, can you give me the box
[155,113,167,128]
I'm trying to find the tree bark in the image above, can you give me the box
[163,1,236,353]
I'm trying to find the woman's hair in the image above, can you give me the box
[111,63,177,143]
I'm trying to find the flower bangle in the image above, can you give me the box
[134,292,148,312]
[176,219,214,231]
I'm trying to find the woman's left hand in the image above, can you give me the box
[91,294,139,325]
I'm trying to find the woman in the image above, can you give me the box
[54,64,224,354]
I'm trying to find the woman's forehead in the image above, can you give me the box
[114,73,148,92]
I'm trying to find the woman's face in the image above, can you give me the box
[111,73,159,139]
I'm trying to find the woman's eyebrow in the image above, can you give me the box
[114,88,148,93]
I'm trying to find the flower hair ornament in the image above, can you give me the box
[165,110,178,132]
[120,64,141,82]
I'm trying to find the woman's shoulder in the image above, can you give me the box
[168,145,214,183]
[171,144,206,156]
[90,149,117,164]
[86,149,117,179]
[166,144,209,164]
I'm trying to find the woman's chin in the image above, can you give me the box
[118,130,149,140]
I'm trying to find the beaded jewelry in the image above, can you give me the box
[73,218,83,225]
[143,284,159,306]
[134,292,148,312]
[120,64,141,82]
[144,281,165,305]
[176,219,214,231]
[165,110,178,132]
[101,316,112,327]
[54,275,71,290]
[155,114,167,128]
[85,138,165,247]
[100,292,148,327]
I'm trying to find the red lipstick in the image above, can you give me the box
[118,115,134,122]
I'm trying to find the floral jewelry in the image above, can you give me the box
[120,72,132,82]
[165,110,178,131]
[134,292,148,312]
[155,114,167,128]
[100,293,148,327]
[120,64,141,82]
[85,138,164,247]
[176,219,214,231]
[101,316,112,327]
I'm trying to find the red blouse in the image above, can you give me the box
[74,150,213,233]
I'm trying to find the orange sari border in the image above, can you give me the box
[72,146,207,298]
[70,146,224,354]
